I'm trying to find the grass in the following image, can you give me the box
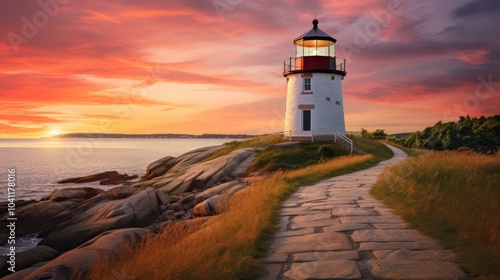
[203,134,284,162]
[371,149,500,278]
[87,136,394,280]
[249,141,349,173]
[351,136,394,160]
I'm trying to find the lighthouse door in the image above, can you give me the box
[302,110,311,131]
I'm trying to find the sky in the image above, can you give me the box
[0,0,499,137]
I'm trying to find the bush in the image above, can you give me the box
[318,144,336,161]
[361,128,387,140]
[390,115,500,154]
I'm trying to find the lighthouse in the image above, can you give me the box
[283,19,347,140]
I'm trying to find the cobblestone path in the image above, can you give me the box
[260,145,467,280]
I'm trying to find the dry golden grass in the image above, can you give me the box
[88,154,372,280]
[372,150,500,277]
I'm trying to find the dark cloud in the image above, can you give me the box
[453,0,500,18]
[360,40,488,59]
[436,24,461,36]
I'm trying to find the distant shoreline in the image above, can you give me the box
[49,133,256,139]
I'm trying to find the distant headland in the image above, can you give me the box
[51,133,255,139]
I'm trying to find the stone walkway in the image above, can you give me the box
[259,145,468,280]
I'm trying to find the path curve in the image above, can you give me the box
[260,144,467,280]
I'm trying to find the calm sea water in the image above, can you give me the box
[0,138,234,201]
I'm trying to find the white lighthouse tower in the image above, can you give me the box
[284,19,347,140]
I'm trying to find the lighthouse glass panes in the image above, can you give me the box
[295,39,335,58]
[304,77,311,91]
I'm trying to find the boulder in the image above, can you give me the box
[140,156,176,181]
[57,171,138,185]
[106,185,139,198]
[0,188,104,245]
[99,174,138,185]
[155,190,171,205]
[194,181,241,202]
[0,200,36,215]
[192,195,224,217]
[41,187,104,202]
[180,181,241,211]
[132,145,226,188]
[153,148,255,194]
[3,228,150,280]
[0,246,60,276]
[192,183,247,217]
[37,188,160,252]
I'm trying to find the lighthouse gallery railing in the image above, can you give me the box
[284,57,346,74]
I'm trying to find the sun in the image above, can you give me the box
[48,129,61,136]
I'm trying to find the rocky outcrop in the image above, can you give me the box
[0,187,104,245]
[57,171,138,185]
[0,245,60,276]
[38,187,162,252]
[134,147,255,194]
[3,228,150,280]
[1,143,261,279]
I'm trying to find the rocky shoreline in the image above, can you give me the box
[0,144,261,279]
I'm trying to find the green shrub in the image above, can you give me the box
[318,144,336,161]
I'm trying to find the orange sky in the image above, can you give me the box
[1,0,499,137]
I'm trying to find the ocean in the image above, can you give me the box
[0,138,235,201]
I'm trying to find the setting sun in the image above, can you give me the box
[48,129,61,136]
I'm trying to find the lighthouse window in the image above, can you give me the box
[304,78,311,92]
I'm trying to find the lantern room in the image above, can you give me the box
[284,19,346,76]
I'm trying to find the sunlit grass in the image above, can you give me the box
[371,150,500,278]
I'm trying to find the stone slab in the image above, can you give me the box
[292,212,332,223]
[372,223,410,229]
[270,232,352,253]
[309,204,359,210]
[323,223,371,232]
[302,201,357,208]
[373,250,457,261]
[295,197,327,204]
[293,250,360,262]
[284,260,361,280]
[262,253,289,263]
[357,202,386,208]
[276,228,315,238]
[280,208,324,216]
[339,215,404,224]
[330,207,377,216]
[364,260,467,279]
[359,241,442,251]
[289,218,341,230]
[352,229,429,242]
